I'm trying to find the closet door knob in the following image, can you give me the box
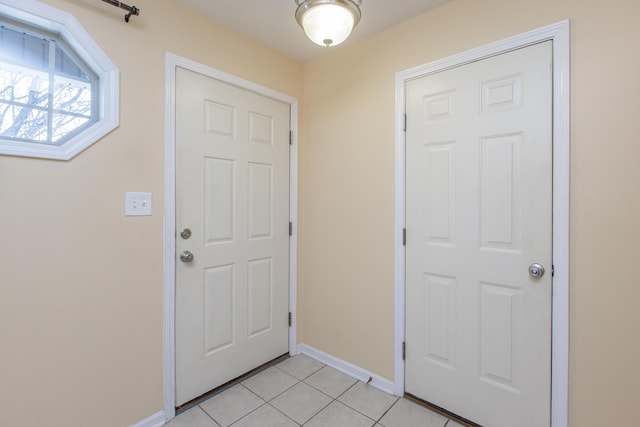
[528,263,545,278]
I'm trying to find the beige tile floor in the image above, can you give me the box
[166,355,466,427]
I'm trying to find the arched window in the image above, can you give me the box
[0,0,118,160]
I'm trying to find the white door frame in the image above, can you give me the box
[394,21,570,427]
[163,53,299,422]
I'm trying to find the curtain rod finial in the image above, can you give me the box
[124,6,140,23]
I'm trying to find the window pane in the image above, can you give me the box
[51,113,90,142]
[53,75,92,114]
[55,45,90,81]
[0,67,49,108]
[0,102,48,141]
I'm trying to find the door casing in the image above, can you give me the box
[394,21,570,427]
[163,53,299,422]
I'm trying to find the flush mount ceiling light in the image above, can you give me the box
[295,0,362,47]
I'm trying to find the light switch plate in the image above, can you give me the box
[125,192,152,216]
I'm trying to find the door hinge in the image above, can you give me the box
[289,130,293,145]
[402,228,406,246]
[289,221,293,236]
[552,264,555,277]
[402,342,406,361]
[403,113,407,132]
[288,312,292,327]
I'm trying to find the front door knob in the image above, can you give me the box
[180,251,194,263]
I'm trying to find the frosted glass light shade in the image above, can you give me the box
[295,0,361,47]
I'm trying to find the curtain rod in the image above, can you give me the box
[101,0,140,22]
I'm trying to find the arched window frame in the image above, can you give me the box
[0,0,119,160]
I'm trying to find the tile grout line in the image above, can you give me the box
[298,395,335,425]
[300,370,356,400]
[240,366,326,426]
[225,402,268,427]
[266,377,318,426]
[240,380,279,402]
[265,402,304,426]
[296,367,362,426]
[334,378,360,400]
[275,361,326,382]
[227,401,301,427]
[195,404,222,427]
[271,360,337,425]
[328,380,387,425]
[375,396,401,424]
[242,368,299,403]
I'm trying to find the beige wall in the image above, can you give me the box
[299,0,640,426]
[0,0,302,426]
[2,0,640,425]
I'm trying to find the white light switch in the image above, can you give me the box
[125,192,152,216]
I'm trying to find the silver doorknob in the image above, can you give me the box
[180,228,192,239]
[180,251,194,263]
[528,263,545,278]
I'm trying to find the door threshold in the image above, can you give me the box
[175,353,290,414]
[404,393,482,427]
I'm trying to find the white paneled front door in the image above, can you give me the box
[175,67,290,406]
[405,41,553,426]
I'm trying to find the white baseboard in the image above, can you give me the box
[129,411,165,427]
[297,344,397,396]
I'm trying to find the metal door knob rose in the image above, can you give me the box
[180,251,194,263]
[528,263,545,278]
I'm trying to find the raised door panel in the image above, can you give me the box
[204,265,235,355]
[422,143,456,246]
[422,274,457,370]
[205,100,236,140]
[479,281,522,392]
[480,134,522,253]
[249,112,273,146]
[247,258,273,337]
[205,158,235,244]
[248,162,273,240]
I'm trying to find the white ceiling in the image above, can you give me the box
[177,0,449,62]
